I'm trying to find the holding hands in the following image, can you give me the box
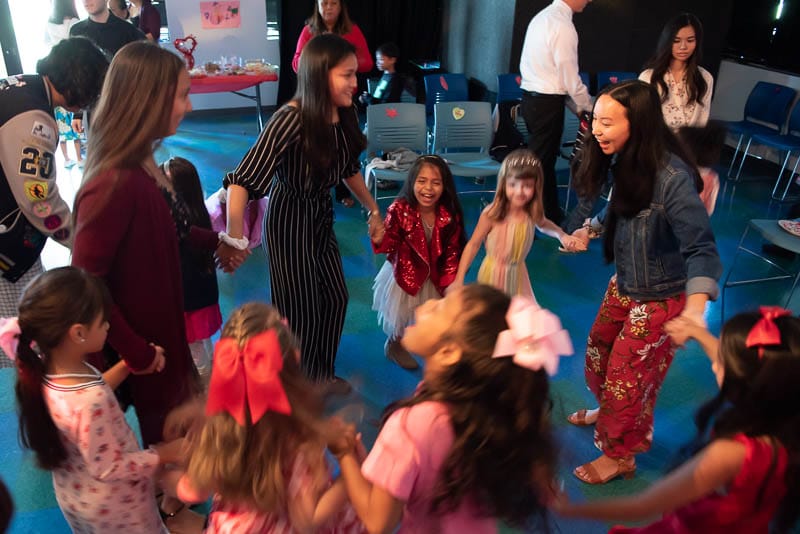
[215,241,251,274]
[665,314,702,338]
[559,233,587,252]
[131,343,167,375]
[367,211,385,244]
[665,312,707,348]
[569,226,591,250]
[162,397,206,443]
[325,416,366,462]
[570,218,600,250]
[152,436,189,466]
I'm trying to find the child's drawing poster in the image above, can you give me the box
[200,1,240,29]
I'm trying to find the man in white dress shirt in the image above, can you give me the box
[519,0,592,224]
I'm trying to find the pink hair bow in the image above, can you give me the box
[492,297,573,375]
[745,306,792,358]
[0,317,20,361]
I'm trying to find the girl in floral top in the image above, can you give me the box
[0,267,185,533]
[639,13,714,131]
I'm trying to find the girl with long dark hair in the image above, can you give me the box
[219,34,383,392]
[331,285,567,533]
[639,13,713,131]
[567,79,721,484]
[292,0,373,208]
[371,155,465,370]
[1,267,184,532]
[160,156,222,381]
[558,308,800,533]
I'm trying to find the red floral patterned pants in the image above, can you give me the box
[585,277,686,459]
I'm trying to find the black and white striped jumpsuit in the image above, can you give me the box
[223,104,360,381]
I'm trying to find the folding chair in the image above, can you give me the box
[596,71,637,93]
[721,219,800,320]
[431,101,501,185]
[725,81,797,181]
[735,101,800,201]
[424,73,468,115]
[496,73,522,103]
[364,103,428,201]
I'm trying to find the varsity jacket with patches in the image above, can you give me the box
[0,75,72,282]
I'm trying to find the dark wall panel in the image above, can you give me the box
[511,0,733,79]
[278,0,442,103]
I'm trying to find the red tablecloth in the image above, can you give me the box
[190,73,278,94]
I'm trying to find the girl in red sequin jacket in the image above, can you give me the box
[371,156,465,369]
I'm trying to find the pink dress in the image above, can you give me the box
[43,364,166,533]
[362,401,497,533]
[178,450,364,533]
[610,434,787,534]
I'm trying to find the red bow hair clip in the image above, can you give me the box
[745,306,792,359]
[206,330,291,426]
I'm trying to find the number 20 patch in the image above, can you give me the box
[19,147,54,179]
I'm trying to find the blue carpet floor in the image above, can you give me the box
[2,110,798,533]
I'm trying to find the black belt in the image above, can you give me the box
[522,90,566,99]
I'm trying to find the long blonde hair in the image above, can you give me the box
[186,303,328,513]
[79,41,183,193]
[486,148,544,224]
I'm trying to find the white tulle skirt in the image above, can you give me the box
[372,261,440,338]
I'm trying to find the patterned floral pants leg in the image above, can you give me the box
[584,276,686,459]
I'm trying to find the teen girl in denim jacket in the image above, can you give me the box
[567,80,722,485]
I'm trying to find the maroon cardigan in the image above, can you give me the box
[72,166,198,444]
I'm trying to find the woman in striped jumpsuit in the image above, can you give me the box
[220,34,383,389]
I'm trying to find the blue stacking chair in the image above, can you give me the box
[596,71,637,92]
[580,71,591,93]
[496,73,523,103]
[496,73,528,140]
[432,101,501,182]
[738,102,800,201]
[424,73,468,115]
[363,103,428,201]
[726,82,797,181]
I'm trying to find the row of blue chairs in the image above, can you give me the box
[422,72,638,115]
[364,102,500,202]
[496,71,638,102]
[725,81,800,202]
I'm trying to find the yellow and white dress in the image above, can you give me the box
[477,217,536,299]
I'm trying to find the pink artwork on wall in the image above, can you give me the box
[200,1,241,29]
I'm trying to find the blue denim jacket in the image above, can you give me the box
[591,154,722,301]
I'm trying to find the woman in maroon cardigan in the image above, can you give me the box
[72,41,202,446]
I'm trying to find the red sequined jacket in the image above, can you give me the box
[372,199,464,296]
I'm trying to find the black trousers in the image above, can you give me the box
[265,187,348,382]
[521,91,566,224]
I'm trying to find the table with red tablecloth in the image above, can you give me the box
[190,73,278,130]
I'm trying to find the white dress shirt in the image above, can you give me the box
[519,0,592,113]
[639,67,714,131]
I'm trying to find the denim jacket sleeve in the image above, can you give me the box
[662,163,722,299]
[589,204,607,232]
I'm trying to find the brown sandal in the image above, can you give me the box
[567,408,597,426]
[573,456,636,485]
